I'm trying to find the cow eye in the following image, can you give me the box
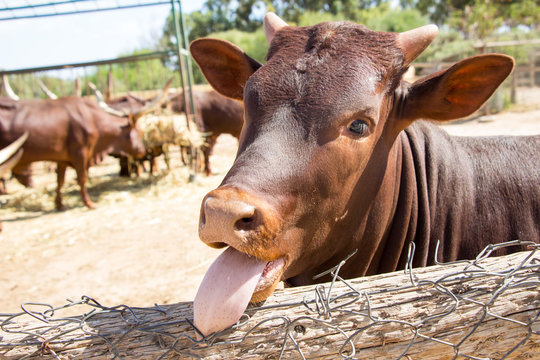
[348,119,369,137]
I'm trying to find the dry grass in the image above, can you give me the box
[0,136,237,313]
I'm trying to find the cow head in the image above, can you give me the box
[90,79,174,160]
[97,110,146,160]
[120,121,146,159]
[190,13,514,335]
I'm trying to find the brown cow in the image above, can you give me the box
[89,81,174,177]
[189,14,540,336]
[0,96,148,210]
[101,93,160,177]
[170,86,244,175]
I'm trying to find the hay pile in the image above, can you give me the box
[138,112,207,150]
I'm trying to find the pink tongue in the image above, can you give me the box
[193,247,267,336]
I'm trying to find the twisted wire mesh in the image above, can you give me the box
[1,240,539,359]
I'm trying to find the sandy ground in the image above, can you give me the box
[1,87,539,314]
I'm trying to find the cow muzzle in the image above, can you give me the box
[195,185,286,336]
[199,186,283,260]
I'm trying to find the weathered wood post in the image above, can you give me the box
[1,244,538,359]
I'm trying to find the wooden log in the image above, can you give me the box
[1,249,539,359]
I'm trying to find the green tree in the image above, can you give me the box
[357,3,428,32]
[208,28,268,64]
[87,50,176,96]
[296,5,428,32]
[448,0,502,45]
[401,0,539,31]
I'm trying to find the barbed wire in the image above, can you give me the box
[1,240,539,359]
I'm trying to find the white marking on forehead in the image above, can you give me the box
[292,70,307,99]
[363,76,378,93]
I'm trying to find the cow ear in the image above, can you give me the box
[400,54,514,123]
[190,38,262,101]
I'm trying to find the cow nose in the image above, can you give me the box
[198,187,281,255]
[199,195,259,249]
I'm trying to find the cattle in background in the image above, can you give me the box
[189,13,540,336]
[88,81,180,177]
[0,132,27,231]
[0,92,161,210]
[170,86,244,175]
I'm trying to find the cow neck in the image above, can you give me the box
[353,122,436,277]
[397,123,540,262]
[382,123,433,271]
[296,129,411,283]
[95,114,125,146]
[93,114,129,162]
[381,121,465,271]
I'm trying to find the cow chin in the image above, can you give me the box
[250,274,283,303]
[250,255,287,303]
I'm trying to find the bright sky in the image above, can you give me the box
[0,1,203,71]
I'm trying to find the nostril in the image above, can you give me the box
[199,198,209,230]
[234,213,258,232]
[201,193,260,237]
[200,211,206,230]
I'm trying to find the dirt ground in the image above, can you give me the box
[1,87,539,314]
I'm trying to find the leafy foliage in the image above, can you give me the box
[400,0,539,33]
[8,0,537,97]
[175,0,538,81]
[87,51,177,96]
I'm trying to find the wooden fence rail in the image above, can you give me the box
[1,242,539,359]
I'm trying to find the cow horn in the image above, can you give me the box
[127,92,146,104]
[264,12,288,45]
[88,82,128,118]
[37,79,58,100]
[0,132,28,177]
[130,77,173,121]
[2,74,20,101]
[74,77,82,97]
[396,24,438,66]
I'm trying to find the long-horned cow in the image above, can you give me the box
[189,13,540,336]
[88,80,173,176]
[0,91,164,209]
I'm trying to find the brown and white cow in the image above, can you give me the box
[0,95,148,210]
[190,14,540,336]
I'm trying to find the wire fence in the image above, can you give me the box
[1,240,539,359]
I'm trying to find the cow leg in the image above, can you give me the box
[203,135,218,176]
[73,158,95,209]
[180,145,190,166]
[55,163,67,211]
[150,156,158,175]
[163,149,171,171]
[136,159,143,176]
[119,156,131,177]
[12,164,34,188]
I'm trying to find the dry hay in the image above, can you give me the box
[138,112,207,150]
